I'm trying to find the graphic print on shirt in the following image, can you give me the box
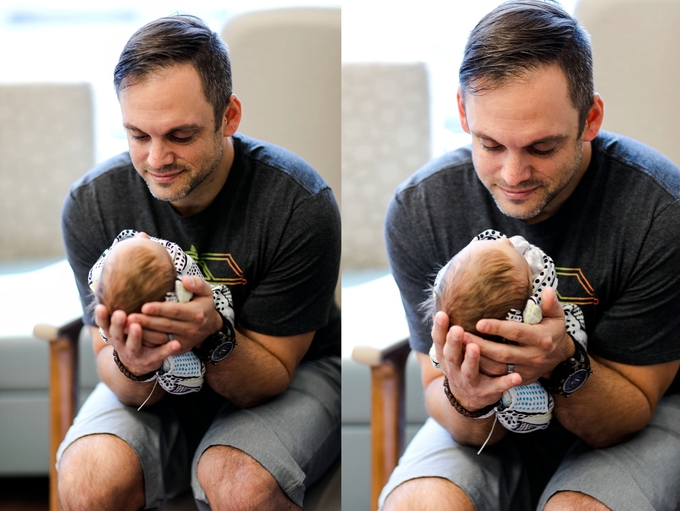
[185,245,248,286]
[554,267,599,306]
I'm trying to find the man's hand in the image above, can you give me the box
[471,286,575,383]
[431,311,521,412]
[127,275,222,353]
[94,305,180,377]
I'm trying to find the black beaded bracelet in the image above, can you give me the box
[443,376,497,419]
[112,350,158,382]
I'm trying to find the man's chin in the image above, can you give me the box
[144,181,186,203]
[493,196,543,221]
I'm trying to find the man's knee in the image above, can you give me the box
[382,477,475,511]
[197,445,298,511]
[58,434,144,511]
[543,491,611,511]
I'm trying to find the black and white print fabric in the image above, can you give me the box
[88,229,235,395]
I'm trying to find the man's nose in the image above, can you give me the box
[500,152,531,186]
[147,140,174,169]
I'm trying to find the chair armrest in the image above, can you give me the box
[28,260,84,511]
[343,275,411,511]
[34,317,83,511]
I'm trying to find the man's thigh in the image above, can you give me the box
[191,356,341,508]
[56,382,208,509]
[379,418,576,511]
[539,394,680,511]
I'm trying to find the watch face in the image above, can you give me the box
[211,340,236,362]
[564,368,590,394]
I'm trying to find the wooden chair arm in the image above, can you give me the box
[344,275,411,511]
[34,317,84,511]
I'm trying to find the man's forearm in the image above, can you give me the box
[203,330,295,408]
[96,345,166,407]
[425,375,507,447]
[552,356,653,448]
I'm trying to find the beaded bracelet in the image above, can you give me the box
[112,350,158,382]
[443,376,497,419]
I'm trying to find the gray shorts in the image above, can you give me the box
[57,356,340,509]
[379,394,680,511]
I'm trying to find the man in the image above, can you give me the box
[57,15,340,511]
[381,1,680,510]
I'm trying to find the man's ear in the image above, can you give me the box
[457,86,471,134]
[221,94,242,137]
[582,93,604,142]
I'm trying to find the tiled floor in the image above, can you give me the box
[0,477,49,511]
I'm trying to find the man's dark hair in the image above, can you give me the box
[459,0,594,129]
[114,14,232,131]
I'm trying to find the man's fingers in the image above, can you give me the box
[94,304,111,331]
[540,286,565,319]
[459,342,481,380]
[181,275,213,296]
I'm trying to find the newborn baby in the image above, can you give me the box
[425,229,587,433]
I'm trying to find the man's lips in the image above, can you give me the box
[498,186,537,200]
[147,170,182,184]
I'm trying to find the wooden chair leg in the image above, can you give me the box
[36,318,82,511]
[370,345,410,511]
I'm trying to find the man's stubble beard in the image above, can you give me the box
[480,139,583,221]
[140,131,224,203]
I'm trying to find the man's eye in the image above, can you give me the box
[171,135,194,143]
[529,146,557,156]
[481,144,503,152]
[130,133,149,141]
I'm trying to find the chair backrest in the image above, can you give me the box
[341,62,431,271]
[0,83,94,261]
[221,7,341,205]
[575,0,680,167]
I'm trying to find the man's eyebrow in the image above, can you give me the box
[123,123,203,135]
[473,131,568,147]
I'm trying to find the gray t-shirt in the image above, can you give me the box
[385,131,680,393]
[62,133,340,361]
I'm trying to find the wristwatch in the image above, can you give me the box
[539,333,592,397]
[194,311,237,365]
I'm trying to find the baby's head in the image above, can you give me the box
[425,238,532,336]
[96,236,176,314]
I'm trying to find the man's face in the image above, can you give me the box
[119,63,227,208]
[458,65,594,223]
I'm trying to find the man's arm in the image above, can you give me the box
[116,276,314,408]
[203,326,314,408]
[461,287,680,448]
[551,355,679,448]
[89,323,169,407]
[421,312,521,447]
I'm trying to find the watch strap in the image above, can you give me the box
[539,333,591,396]
[194,311,237,365]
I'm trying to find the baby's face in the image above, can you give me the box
[466,238,532,282]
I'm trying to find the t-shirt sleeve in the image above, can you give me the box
[384,193,441,354]
[590,200,680,365]
[61,188,110,327]
[237,188,341,337]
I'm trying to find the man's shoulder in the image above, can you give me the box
[394,144,475,198]
[70,152,136,193]
[234,133,329,196]
[594,131,680,199]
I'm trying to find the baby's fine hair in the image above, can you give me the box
[422,246,531,335]
[96,242,176,314]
